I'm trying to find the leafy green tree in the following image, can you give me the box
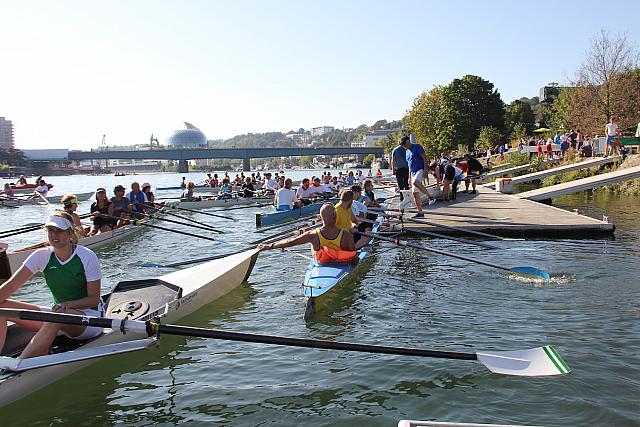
[298,155,313,168]
[362,154,375,167]
[403,86,445,157]
[505,100,535,137]
[549,88,573,131]
[0,148,26,166]
[511,122,527,140]
[372,119,388,130]
[439,75,505,152]
[404,75,505,157]
[475,126,502,151]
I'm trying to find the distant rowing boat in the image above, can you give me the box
[255,198,338,227]
[0,249,260,408]
[302,218,381,321]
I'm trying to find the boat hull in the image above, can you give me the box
[303,220,380,320]
[255,200,337,227]
[0,249,260,408]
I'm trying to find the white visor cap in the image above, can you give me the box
[44,215,73,230]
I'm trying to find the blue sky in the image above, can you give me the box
[2,0,639,149]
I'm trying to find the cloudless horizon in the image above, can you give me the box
[2,0,639,150]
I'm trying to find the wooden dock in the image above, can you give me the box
[484,157,614,189]
[388,188,614,238]
[517,165,640,201]
[481,164,530,181]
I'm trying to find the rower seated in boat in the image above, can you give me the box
[217,178,234,199]
[296,178,315,206]
[61,194,87,238]
[0,212,103,359]
[89,188,112,235]
[126,182,148,219]
[241,177,255,198]
[258,204,357,264]
[274,178,297,211]
[180,182,201,202]
[1,183,15,198]
[108,185,133,227]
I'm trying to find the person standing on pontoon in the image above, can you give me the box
[0,211,103,359]
[402,135,435,217]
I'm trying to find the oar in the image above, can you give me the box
[0,309,571,377]
[154,203,234,221]
[392,223,500,250]
[369,206,492,220]
[210,202,273,212]
[132,210,223,234]
[146,213,223,234]
[99,215,219,243]
[140,222,322,268]
[249,220,321,245]
[358,231,551,280]
[382,212,523,242]
[254,213,321,233]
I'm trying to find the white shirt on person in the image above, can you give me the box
[24,245,102,282]
[34,185,49,194]
[265,179,278,190]
[606,122,619,136]
[275,188,297,209]
[351,200,368,218]
[296,185,314,199]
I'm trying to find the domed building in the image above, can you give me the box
[166,122,208,148]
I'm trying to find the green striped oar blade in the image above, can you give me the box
[476,345,571,376]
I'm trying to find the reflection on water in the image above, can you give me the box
[1,173,639,426]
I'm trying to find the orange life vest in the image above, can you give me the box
[314,228,356,264]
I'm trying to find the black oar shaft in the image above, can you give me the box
[403,228,499,249]
[156,324,478,361]
[387,213,504,240]
[359,231,511,272]
[2,310,477,361]
[158,203,233,220]
[99,214,218,242]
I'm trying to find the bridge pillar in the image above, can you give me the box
[178,159,189,173]
[242,157,251,172]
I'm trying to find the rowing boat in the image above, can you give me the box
[169,196,254,210]
[45,191,94,204]
[0,196,49,208]
[8,183,54,195]
[255,199,337,227]
[0,216,159,280]
[0,248,260,408]
[303,218,381,321]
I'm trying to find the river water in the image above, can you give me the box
[1,171,638,426]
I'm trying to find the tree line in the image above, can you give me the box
[403,30,640,157]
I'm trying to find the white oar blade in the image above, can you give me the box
[476,345,570,376]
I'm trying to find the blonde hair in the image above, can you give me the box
[60,194,78,207]
[47,210,79,244]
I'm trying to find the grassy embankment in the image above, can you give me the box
[539,153,640,195]
[490,151,640,195]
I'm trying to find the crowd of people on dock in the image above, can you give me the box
[389,135,488,217]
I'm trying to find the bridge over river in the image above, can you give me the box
[66,146,385,172]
